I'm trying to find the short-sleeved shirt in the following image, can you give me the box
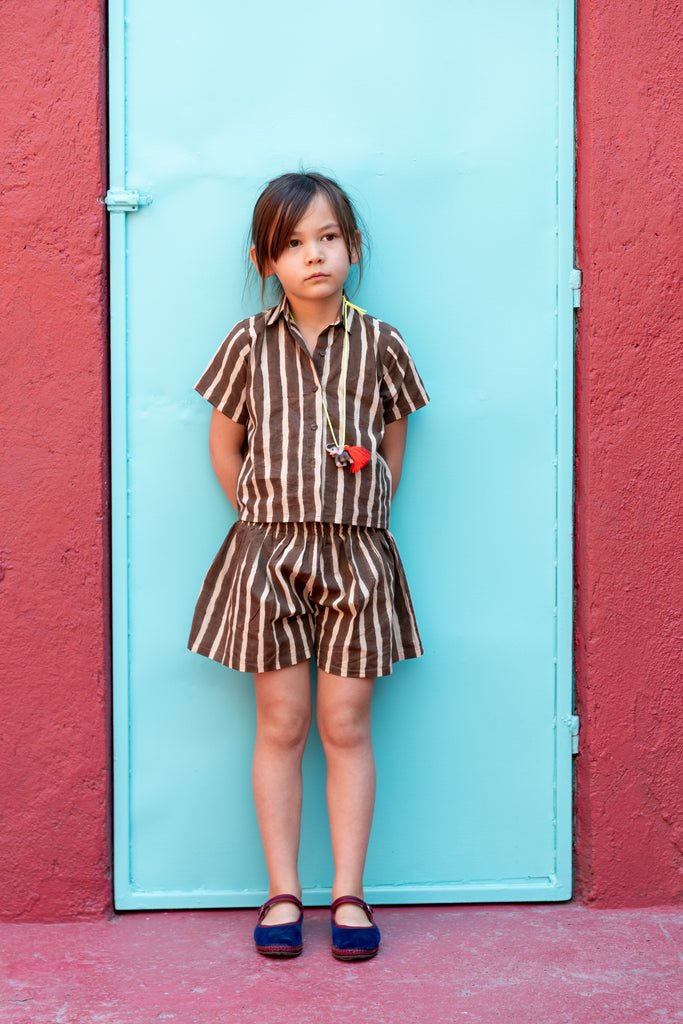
[195,296,429,528]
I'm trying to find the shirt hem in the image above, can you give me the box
[236,513,391,530]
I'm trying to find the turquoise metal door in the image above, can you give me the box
[110,0,576,908]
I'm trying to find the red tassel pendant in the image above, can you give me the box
[344,445,371,474]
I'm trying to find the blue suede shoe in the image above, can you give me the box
[331,896,381,961]
[254,894,304,957]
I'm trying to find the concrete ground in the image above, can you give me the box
[1,905,682,1024]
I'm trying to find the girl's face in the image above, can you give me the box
[253,193,360,311]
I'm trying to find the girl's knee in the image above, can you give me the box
[317,703,371,752]
[257,701,311,750]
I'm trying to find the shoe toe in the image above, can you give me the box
[254,918,303,956]
[331,921,381,960]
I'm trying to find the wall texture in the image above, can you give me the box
[0,1,111,919]
[574,1,683,904]
[0,0,681,920]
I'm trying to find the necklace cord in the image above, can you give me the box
[315,296,366,452]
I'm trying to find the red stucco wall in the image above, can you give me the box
[574,1,683,904]
[0,1,111,919]
[0,1,681,920]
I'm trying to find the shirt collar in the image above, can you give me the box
[265,293,354,330]
[265,294,289,326]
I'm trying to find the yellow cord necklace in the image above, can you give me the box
[306,296,372,473]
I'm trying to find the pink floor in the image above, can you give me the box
[1,905,682,1023]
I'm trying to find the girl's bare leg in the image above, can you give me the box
[316,668,377,928]
[252,661,312,925]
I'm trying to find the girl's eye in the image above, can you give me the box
[323,233,338,242]
[288,239,301,248]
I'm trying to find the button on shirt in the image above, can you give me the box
[195,296,430,528]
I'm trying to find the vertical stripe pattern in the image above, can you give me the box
[188,522,423,678]
[194,299,429,529]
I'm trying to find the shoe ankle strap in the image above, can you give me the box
[330,895,375,923]
[257,893,303,923]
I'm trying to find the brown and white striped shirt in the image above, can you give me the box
[195,296,429,528]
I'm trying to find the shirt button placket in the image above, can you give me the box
[311,379,321,433]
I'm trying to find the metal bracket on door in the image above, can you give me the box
[567,715,580,754]
[105,188,153,213]
[569,268,582,308]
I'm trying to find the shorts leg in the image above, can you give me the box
[189,521,424,677]
[188,522,316,673]
[313,526,424,678]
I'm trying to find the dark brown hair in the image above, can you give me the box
[250,171,365,303]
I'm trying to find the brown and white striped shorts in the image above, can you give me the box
[188,521,423,678]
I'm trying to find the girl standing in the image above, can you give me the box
[189,171,429,959]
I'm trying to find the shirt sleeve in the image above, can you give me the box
[194,320,251,424]
[380,327,430,423]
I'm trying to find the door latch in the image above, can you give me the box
[104,188,153,213]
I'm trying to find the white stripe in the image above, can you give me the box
[253,560,272,673]
[339,529,372,678]
[320,526,347,670]
[384,331,428,417]
[239,318,259,513]
[294,349,306,521]
[363,319,383,520]
[189,530,240,653]
[270,524,305,618]
[280,615,299,668]
[260,323,276,521]
[313,339,332,522]
[201,325,249,412]
[355,530,385,678]
[332,322,347,521]
[363,529,394,674]
[388,530,420,658]
[279,333,290,521]
[212,535,257,666]
[335,324,346,446]
[351,318,371,523]
[285,523,314,666]
[224,533,261,667]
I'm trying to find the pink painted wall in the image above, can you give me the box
[574,1,683,904]
[0,1,111,919]
[0,0,681,920]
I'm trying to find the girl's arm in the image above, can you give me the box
[379,417,408,499]
[208,408,247,511]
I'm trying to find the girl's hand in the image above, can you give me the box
[209,408,247,510]
[379,418,408,499]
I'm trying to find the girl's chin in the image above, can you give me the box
[290,285,344,301]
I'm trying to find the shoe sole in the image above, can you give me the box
[256,944,303,957]
[331,947,379,961]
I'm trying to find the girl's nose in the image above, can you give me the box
[305,245,323,264]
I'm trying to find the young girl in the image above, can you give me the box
[188,171,429,960]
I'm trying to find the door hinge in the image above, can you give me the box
[569,268,582,308]
[104,188,153,213]
[568,714,580,754]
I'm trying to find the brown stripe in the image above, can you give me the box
[189,522,422,678]
[194,304,428,528]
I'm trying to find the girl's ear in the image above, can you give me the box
[350,232,362,266]
[250,245,273,278]
[249,245,261,274]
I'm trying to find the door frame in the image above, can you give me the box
[108,0,577,907]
